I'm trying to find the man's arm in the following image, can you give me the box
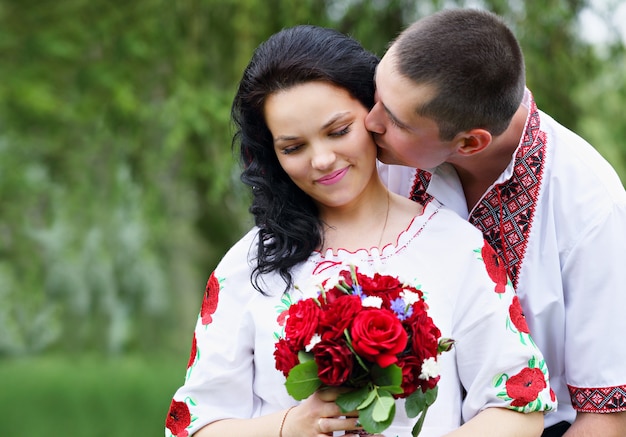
[563,411,626,437]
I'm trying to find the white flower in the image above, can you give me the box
[419,357,440,380]
[322,272,342,291]
[361,296,383,309]
[305,333,322,352]
[400,289,421,305]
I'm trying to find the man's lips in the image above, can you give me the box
[316,167,349,185]
[372,134,386,149]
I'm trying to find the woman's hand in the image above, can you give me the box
[194,387,385,437]
[282,387,367,436]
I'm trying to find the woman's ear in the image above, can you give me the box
[456,128,492,156]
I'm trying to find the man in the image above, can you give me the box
[366,8,626,437]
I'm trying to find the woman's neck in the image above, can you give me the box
[318,183,423,254]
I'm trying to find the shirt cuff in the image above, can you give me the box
[568,384,626,413]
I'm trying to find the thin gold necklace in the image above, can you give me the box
[377,191,390,248]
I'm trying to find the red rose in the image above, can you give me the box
[509,296,530,333]
[356,272,404,308]
[404,309,440,362]
[313,339,354,386]
[201,272,220,325]
[481,241,508,293]
[285,298,321,349]
[166,399,191,437]
[336,269,354,287]
[319,295,361,340]
[396,355,422,398]
[323,283,349,305]
[506,367,546,407]
[350,308,407,368]
[274,338,300,377]
[187,333,197,369]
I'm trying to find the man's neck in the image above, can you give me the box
[451,105,528,211]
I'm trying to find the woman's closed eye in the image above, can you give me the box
[280,144,304,155]
[329,123,352,137]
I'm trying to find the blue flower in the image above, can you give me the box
[390,297,413,321]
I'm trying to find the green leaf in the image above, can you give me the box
[371,364,403,390]
[405,386,438,418]
[371,390,395,422]
[357,387,377,409]
[285,361,321,400]
[493,373,506,387]
[405,390,426,418]
[423,386,438,406]
[411,405,429,437]
[336,386,370,413]
[359,392,396,434]
[380,384,404,395]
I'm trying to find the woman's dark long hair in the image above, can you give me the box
[231,25,378,294]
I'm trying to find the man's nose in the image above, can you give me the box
[365,102,385,134]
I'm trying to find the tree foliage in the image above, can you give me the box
[0,0,623,356]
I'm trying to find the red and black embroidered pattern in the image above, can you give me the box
[569,385,626,413]
[409,169,433,206]
[469,103,546,289]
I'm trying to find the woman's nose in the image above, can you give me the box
[310,144,336,170]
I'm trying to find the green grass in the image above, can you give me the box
[0,354,186,436]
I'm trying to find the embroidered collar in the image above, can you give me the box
[410,93,547,288]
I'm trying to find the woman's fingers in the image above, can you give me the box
[316,386,343,401]
[317,416,363,434]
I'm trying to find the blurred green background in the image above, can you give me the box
[1,0,624,435]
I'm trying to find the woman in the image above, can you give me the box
[165,25,555,437]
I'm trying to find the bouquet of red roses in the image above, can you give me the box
[274,266,454,436]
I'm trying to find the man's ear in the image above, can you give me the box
[456,128,492,156]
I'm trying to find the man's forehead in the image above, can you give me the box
[375,49,399,83]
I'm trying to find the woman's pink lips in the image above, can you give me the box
[316,167,349,185]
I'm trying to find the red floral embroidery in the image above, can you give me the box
[506,367,547,407]
[509,296,530,333]
[187,333,197,369]
[481,240,508,293]
[166,399,191,437]
[201,272,220,325]
[276,310,288,327]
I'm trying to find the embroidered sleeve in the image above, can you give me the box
[454,241,556,420]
